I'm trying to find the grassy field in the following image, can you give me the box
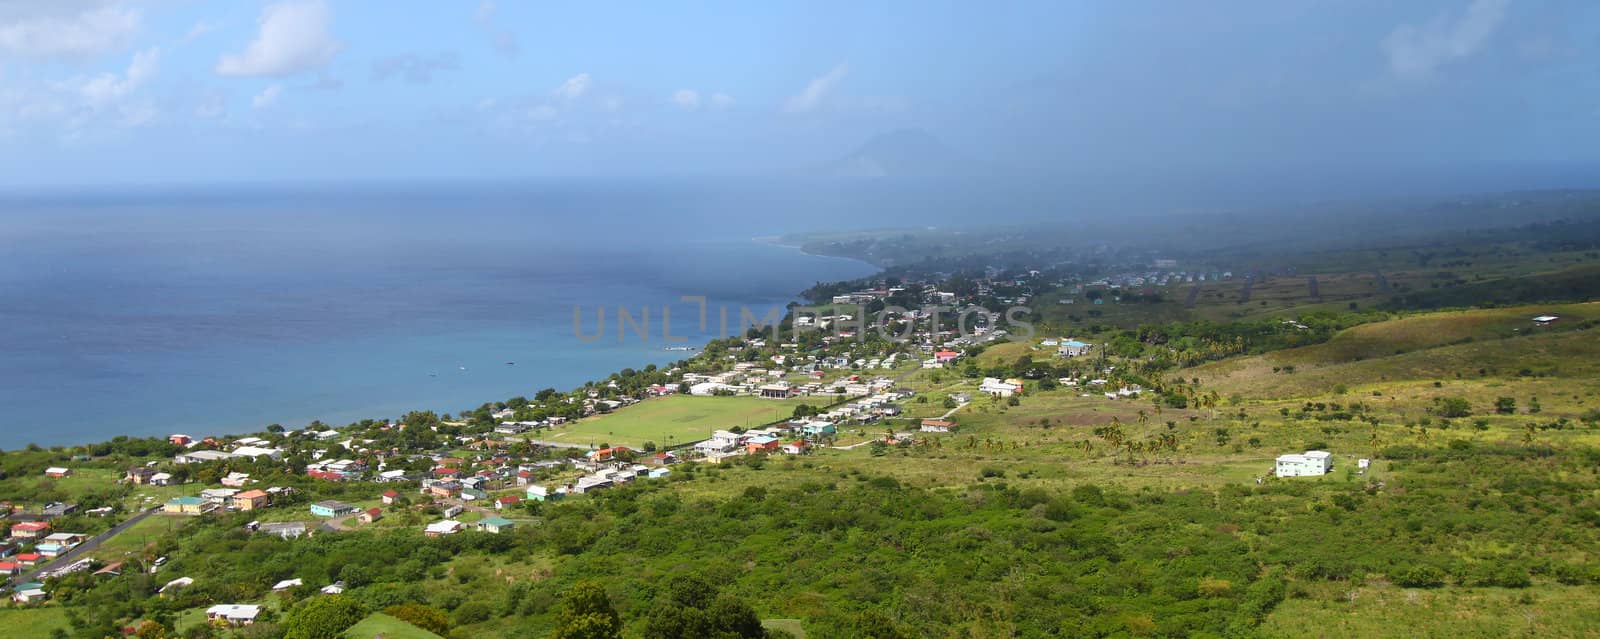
[540,395,828,449]
[0,607,71,637]
[91,514,190,560]
[345,612,445,639]
[1262,584,1600,639]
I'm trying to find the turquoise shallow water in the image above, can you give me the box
[0,184,878,447]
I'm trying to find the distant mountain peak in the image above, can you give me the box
[815,129,983,178]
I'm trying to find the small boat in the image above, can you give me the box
[505,361,515,365]
[459,366,467,371]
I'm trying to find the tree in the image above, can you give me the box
[384,604,448,635]
[283,595,366,639]
[551,581,622,639]
[1438,397,1472,418]
[645,574,769,639]
[1495,397,1516,414]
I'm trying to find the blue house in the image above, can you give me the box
[309,500,356,518]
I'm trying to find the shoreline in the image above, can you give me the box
[13,237,878,451]
[750,234,886,272]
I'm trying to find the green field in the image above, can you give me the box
[1262,584,1600,639]
[0,607,71,637]
[540,395,828,449]
[345,612,445,639]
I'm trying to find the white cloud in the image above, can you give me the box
[553,73,591,100]
[473,1,519,59]
[252,84,283,109]
[195,91,227,119]
[76,47,159,107]
[183,20,217,44]
[784,64,848,113]
[0,3,141,59]
[710,92,734,109]
[216,1,342,77]
[527,104,557,120]
[672,89,701,109]
[1383,0,1509,79]
[372,52,460,84]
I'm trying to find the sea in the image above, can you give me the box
[0,180,913,448]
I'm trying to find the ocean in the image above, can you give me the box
[0,182,883,448]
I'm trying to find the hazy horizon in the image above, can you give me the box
[2,1,1597,196]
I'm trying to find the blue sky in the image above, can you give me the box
[1,0,1597,187]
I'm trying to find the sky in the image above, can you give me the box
[1,0,1598,189]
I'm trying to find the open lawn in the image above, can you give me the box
[0,607,71,637]
[345,612,445,639]
[542,395,828,449]
[92,513,189,560]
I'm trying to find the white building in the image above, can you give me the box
[1275,450,1333,477]
[206,604,262,625]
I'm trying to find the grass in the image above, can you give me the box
[1261,584,1600,638]
[0,607,71,637]
[541,395,827,449]
[762,618,808,638]
[92,514,189,560]
[345,612,445,639]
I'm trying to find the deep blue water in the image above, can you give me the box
[0,183,879,448]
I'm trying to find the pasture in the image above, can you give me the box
[542,395,828,449]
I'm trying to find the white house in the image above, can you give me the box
[206,604,262,626]
[979,377,1023,398]
[1057,339,1093,358]
[1275,450,1333,477]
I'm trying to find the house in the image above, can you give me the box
[1057,339,1093,358]
[14,553,42,566]
[41,502,77,518]
[0,561,21,576]
[321,582,346,594]
[168,434,193,446]
[258,522,307,539]
[149,472,173,486]
[442,505,464,518]
[424,520,463,537]
[526,485,564,501]
[93,561,124,577]
[478,516,516,534]
[43,467,71,478]
[1533,314,1560,326]
[175,450,235,464]
[12,586,47,604]
[758,382,793,399]
[920,419,957,433]
[935,350,960,363]
[272,578,303,591]
[125,467,156,485]
[780,441,812,455]
[206,604,262,626]
[358,508,382,524]
[381,490,400,505]
[428,481,462,498]
[495,496,520,510]
[200,488,239,507]
[220,472,252,487]
[574,476,613,494]
[232,446,283,461]
[588,447,631,462]
[979,377,1023,398]
[650,451,678,465]
[309,500,356,518]
[163,496,212,515]
[233,489,270,511]
[1275,450,1333,478]
[647,467,672,479]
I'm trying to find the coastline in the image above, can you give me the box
[750,234,885,272]
[12,236,877,450]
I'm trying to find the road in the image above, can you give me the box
[10,506,159,586]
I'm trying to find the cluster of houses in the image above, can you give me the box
[162,486,287,515]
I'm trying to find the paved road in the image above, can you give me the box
[9,507,159,586]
